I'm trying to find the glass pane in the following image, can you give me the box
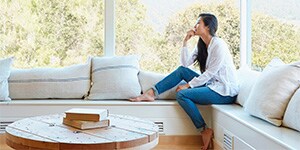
[116,0,240,73]
[251,0,300,70]
[0,0,104,68]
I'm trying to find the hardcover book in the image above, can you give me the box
[65,108,109,121]
[63,117,110,129]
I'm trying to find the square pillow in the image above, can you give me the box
[9,60,91,99]
[244,61,300,126]
[88,55,141,99]
[283,87,300,131]
[0,57,13,100]
[263,57,285,72]
[138,71,178,100]
[236,66,261,106]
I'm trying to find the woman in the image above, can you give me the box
[130,13,239,149]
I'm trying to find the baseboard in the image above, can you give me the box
[213,139,222,150]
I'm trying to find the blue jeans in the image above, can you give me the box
[154,66,236,129]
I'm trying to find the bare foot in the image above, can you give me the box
[129,89,155,102]
[201,128,214,150]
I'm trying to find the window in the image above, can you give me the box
[1,0,246,71]
[0,0,104,68]
[251,0,300,70]
[116,0,240,73]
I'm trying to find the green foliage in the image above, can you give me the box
[115,0,169,73]
[251,13,300,69]
[0,0,104,68]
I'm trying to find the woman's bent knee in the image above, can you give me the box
[177,66,187,71]
[176,91,185,101]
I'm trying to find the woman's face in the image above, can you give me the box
[194,17,208,36]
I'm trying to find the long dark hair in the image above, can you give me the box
[195,13,218,73]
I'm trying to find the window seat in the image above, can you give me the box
[212,104,300,150]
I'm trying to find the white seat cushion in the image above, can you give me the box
[9,61,91,99]
[88,55,141,99]
[0,57,13,100]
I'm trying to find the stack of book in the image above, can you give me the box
[63,108,110,130]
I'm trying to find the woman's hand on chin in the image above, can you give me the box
[183,30,195,46]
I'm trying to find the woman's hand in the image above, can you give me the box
[176,83,191,92]
[183,30,195,47]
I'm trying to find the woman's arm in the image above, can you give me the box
[181,46,197,67]
[188,41,226,88]
[181,30,197,67]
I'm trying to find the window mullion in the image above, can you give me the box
[240,0,252,68]
[104,0,115,56]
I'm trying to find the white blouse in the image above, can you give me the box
[180,37,239,97]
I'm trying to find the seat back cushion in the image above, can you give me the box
[138,71,178,100]
[0,57,13,100]
[88,55,141,100]
[283,88,300,131]
[236,67,261,106]
[9,61,91,99]
[244,61,300,126]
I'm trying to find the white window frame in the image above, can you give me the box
[240,0,252,68]
[104,0,252,67]
[104,0,115,56]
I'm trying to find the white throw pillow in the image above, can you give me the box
[244,61,300,126]
[283,87,300,131]
[88,55,141,99]
[0,57,13,100]
[9,61,91,99]
[236,66,261,106]
[138,71,178,100]
[263,57,285,72]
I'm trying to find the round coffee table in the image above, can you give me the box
[5,113,159,150]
